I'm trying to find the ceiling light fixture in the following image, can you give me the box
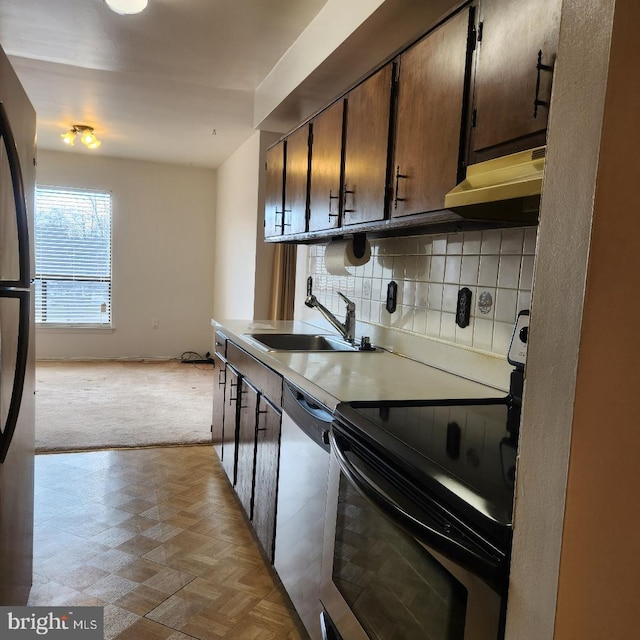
[61,125,102,149]
[104,0,148,15]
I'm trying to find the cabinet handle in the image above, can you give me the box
[229,380,239,405]
[533,49,554,118]
[328,190,340,220]
[394,165,407,209]
[343,184,355,214]
[274,208,283,232]
[237,387,250,409]
[256,408,268,431]
[217,369,226,387]
[282,209,292,227]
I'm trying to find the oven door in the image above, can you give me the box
[320,433,506,640]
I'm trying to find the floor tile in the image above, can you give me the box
[113,584,170,616]
[32,446,309,639]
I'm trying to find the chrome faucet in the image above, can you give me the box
[305,291,356,343]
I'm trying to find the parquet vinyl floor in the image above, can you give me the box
[29,445,308,640]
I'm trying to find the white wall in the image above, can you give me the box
[213,130,279,320]
[35,150,216,360]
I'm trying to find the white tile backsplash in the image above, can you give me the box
[460,255,480,285]
[481,229,502,254]
[520,255,535,290]
[523,227,538,255]
[478,255,499,287]
[498,255,521,289]
[304,227,537,357]
[444,255,462,283]
[463,231,482,255]
[500,228,525,254]
[430,255,446,282]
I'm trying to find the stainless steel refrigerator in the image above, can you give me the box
[0,43,36,605]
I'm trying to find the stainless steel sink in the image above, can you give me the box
[244,333,359,352]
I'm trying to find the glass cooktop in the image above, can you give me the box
[333,398,518,532]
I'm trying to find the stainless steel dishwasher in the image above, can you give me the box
[275,382,332,640]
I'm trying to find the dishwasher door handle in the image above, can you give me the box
[290,389,333,422]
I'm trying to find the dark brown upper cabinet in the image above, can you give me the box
[308,100,345,232]
[468,0,561,162]
[284,125,310,235]
[342,64,393,227]
[264,141,285,238]
[391,7,472,219]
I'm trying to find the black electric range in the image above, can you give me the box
[330,311,529,592]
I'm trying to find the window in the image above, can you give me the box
[34,186,112,326]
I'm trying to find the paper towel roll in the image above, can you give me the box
[324,238,371,276]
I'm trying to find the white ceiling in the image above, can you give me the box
[0,0,329,168]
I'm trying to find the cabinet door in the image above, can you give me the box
[253,397,282,563]
[284,125,310,235]
[221,366,240,485]
[236,379,259,520]
[308,101,344,232]
[264,141,285,238]
[343,64,393,226]
[392,8,471,218]
[470,0,561,158]
[211,353,226,461]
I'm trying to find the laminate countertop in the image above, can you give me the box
[212,319,509,411]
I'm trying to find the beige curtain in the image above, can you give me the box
[268,244,297,321]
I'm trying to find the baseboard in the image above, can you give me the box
[36,356,177,362]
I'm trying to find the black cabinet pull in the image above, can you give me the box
[394,165,407,209]
[533,49,554,118]
[343,184,355,214]
[328,190,340,220]
[274,208,283,232]
[229,380,239,405]
[257,407,269,431]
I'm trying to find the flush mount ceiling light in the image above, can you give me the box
[61,125,102,149]
[104,0,148,15]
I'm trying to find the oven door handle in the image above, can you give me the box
[330,430,508,593]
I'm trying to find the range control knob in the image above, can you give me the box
[519,326,529,343]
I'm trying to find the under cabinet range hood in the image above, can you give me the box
[445,146,546,223]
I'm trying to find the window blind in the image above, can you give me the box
[34,186,112,325]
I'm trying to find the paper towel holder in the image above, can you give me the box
[352,233,367,260]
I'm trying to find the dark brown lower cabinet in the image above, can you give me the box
[216,340,284,563]
[252,397,282,563]
[211,352,226,461]
[236,379,259,519]
[221,365,240,485]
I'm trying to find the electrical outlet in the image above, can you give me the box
[152,319,159,329]
[386,281,397,313]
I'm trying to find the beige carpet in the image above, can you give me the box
[35,360,214,452]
